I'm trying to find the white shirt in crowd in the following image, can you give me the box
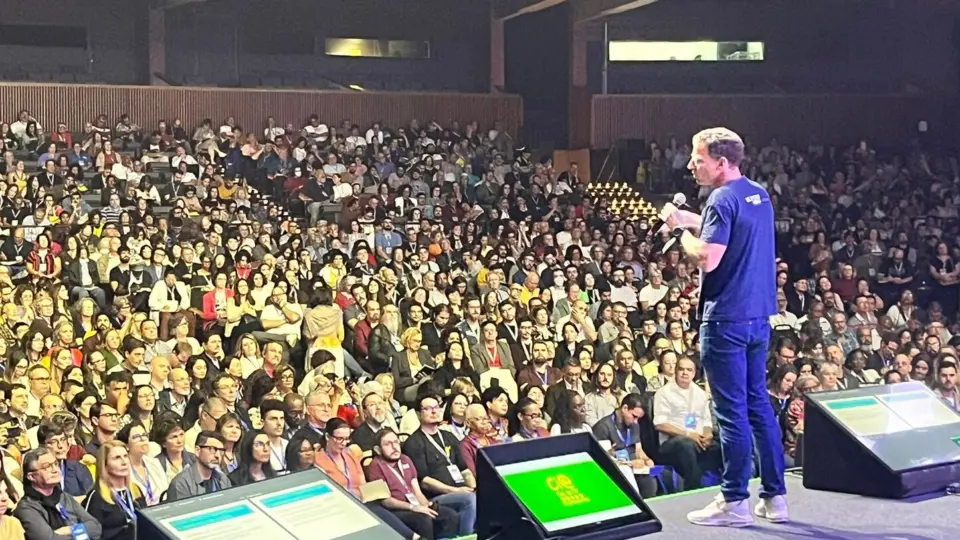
[323,162,347,177]
[264,126,285,140]
[261,302,304,338]
[653,380,713,445]
[769,311,799,331]
[171,154,198,169]
[638,283,668,308]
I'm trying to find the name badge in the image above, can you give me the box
[614,449,630,462]
[71,524,91,540]
[405,493,420,506]
[684,413,697,429]
[447,464,465,484]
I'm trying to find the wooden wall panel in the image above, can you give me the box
[0,83,523,137]
[591,94,957,149]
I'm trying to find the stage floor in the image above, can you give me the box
[645,475,956,540]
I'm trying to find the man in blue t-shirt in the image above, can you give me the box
[663,127,787,528]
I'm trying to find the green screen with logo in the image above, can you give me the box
[496,452,642,532]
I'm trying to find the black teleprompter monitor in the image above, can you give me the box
[475,432,662,540]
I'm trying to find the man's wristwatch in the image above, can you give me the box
[671,227,685,238]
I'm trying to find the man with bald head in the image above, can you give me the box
[27,394,65,449]
[149,355,172,397]
[185,395,227,454]
[894,354,912,380]
[158,367,190,418]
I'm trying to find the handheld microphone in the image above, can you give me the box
[647,193,689,240]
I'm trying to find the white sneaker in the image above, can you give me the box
[686,494,754,527]
[754,495,789,523]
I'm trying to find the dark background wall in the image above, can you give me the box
[0,0,491,92]
[597,0,959,95]
[0,0,146,84]
[505,3,571,149]
[165,0,491,92]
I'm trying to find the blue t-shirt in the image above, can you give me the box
[697,176,777,322]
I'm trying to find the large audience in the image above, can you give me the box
[0,106,954,540]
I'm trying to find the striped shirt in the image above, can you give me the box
[100,205,123,223]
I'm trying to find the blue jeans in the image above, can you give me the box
[431,491,476,535]
[700,319,786,502]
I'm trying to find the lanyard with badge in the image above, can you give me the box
[448,422,465,440]
[519,428,542,440]
[270,443,287,470]
[56,503,90,540]
[611,413,632,462]
[425,432,465,484]
[113,489,138,524]
[327,451,352,490]
[683,385,698,432]
[536,368,549,387]
[386,461,420,506]
[131,465,154,504]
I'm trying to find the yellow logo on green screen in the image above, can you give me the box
[546,474,590,507]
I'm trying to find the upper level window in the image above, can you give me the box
[609,41,764,62]
[325,38,430,59]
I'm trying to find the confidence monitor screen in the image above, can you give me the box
[809,382,960,472]
[496,452,644,533]
[138,469,403,540]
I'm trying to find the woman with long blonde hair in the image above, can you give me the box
[82,440,145,540]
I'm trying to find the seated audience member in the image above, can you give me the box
[934,360,958,410]
[36,421,93,498]
[440,391,471,440]
[350,391,391,452]
[82,441,146,540]
[514,340,561,391]
[155,416,197,483]
[14,447,102,540]
[295,390,333,445]
[549,389,591,434]
[402,392,477,536]
[184,395,227,453]
[543,358,593,418]
[166,431,232,501]
[259,399,289,471]
[316,418,417,539]
[783,374,821,466]
[653,357,721,491]
[459,402,502,479]
[509,397,549,441]
[117,422,168,507]
[0,486,24,540]
[228,430,277,486]
[156,367,191,418]
[592,393,658,498]
[368,428,460,540]
[284,430,323,473]
[584,362,623,426]
[85,401,121,456]
[479,386,511,441]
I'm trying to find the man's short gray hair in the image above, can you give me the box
[693,127,745,167]
[22,447,52,475]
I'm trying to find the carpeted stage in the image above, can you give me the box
[644,475,956,540]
